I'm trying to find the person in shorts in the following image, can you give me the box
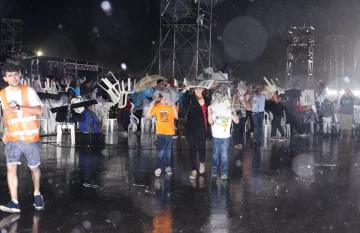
[0,63,44,213]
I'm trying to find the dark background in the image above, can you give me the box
[2,0,360,83]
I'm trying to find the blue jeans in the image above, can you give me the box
[252,112,264,142]
[156,134,173,169]
[212,137,230,174]
[123,110,131,131]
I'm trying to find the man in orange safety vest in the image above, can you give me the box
[0,62,44,213]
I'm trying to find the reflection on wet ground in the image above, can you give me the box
[0,133,360,232]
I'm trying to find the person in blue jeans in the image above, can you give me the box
[146,92,178,177]
[249,85,272,146]
[208,105,239,180]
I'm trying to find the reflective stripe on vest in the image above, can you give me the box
[7,116,37,125]
[9,128,39,136]
[0,85,40,142]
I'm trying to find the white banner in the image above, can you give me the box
[300,90,315,106]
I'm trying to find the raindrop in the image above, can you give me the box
[217,35,222,41]
[275,208,278,211]
[308,165,311,168]
[121,63,127,70]
[70,228,81,233]
[48,178,53,184]
[58,24,63,29]
[152,41,155,44]
[83,220,91,229]
[101,1,111,11]
[236,160,242,167]
[92,27,99,34]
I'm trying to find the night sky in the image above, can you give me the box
[3,0,360,83]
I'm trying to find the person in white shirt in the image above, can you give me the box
[0,63,44,213]
[208,105,239,180]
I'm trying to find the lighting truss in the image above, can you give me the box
[48,60,99,72]
[145,0,221,80]
[285,25,315,88]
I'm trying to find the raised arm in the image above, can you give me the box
[173,105,178,120]
[208,106,214,125]
[146,100,156,118]
[231,107,239,124]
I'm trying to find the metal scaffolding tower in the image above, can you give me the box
[145,0,220,80]
[286,25,315,88]
[1,19,22,48]
[323,35,345,85]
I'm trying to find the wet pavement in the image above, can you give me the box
[0,133,359,232]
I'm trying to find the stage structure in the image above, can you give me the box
[145,0,220,80]
[285,25,315,88]
[1,19,22,48]
[24,56,102,85]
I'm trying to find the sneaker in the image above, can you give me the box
[270,137,277,141]
[234,144,243,150]
[0,201,20,213]
[199,163,205,174]
[190,170,197,180]
[165,167,172,175]
[211,168,217,177]
[34,194,44,210]
[221,174,228,180]
[155,168,161,177]
[278,137,286,141]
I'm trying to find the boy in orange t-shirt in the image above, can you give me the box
[146,94,178,176]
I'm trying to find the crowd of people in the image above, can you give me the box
[0,60,357,214]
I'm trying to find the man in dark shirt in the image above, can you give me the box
[268,95,286,140]
[337,89,355,140]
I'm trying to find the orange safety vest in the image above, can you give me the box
[0,85,40,142]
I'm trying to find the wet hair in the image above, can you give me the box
[157,79,164,85]
[2,63,19,77]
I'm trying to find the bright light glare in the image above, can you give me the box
[344,76,350,83]
[353,90,360,96]
[339,90,345,95]
[101,1,112,15]
[327,89,337,96]
[37,51,43,56]
[121,63,127,70]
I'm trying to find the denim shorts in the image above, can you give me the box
[5,141,41,168]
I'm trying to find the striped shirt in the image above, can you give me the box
[233,98,246,118]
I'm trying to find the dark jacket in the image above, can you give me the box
[182,91,211,137]
[268,101,285,118]
[321,99,334,118]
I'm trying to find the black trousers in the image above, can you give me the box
[245,110,253,132]
[271,116,285,137]
[134,110,143,132]
[186,133,207,171]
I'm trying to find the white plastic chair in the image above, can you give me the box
[281,110,291,137]
[128,113,139,133]
[264,112,272,137]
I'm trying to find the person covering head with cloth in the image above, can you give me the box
[182,84,211,180]
[336,89,355,140]
[0,63,44,213]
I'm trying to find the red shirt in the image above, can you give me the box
[201,104,208,130]
[123,100,132,110]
